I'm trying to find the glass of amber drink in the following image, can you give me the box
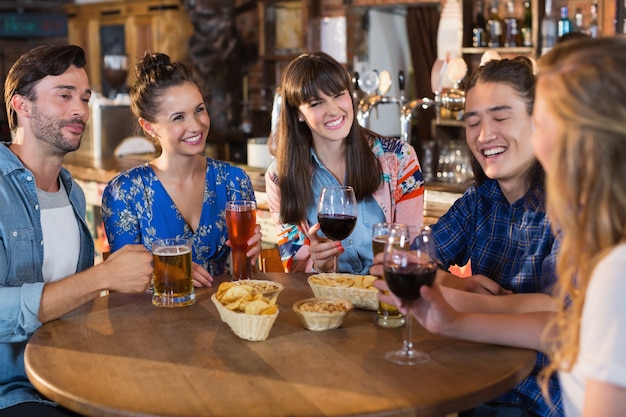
[225,200,257,280]
[151,238,195,307]
[372,223,409,328]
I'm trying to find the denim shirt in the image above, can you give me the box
[0,143,94,409]
[306,149,386,274]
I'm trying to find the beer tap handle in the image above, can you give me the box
[398,70,405,101]
[352,71,360,102]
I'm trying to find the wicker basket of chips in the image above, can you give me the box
[307,273,378,311]
[211,280,281,341]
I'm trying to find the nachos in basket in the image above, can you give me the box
[308,273,377,290]
[215,281,278,315]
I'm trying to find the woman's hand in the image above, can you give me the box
[225,224,263,267]
[410,283,461,337]
[192,262,213,287]
[373,278,401,309]
[246,224,263,266]
[307,223,343,272]
[373,278,461,338]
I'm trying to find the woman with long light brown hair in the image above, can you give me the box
[377,36,626,417]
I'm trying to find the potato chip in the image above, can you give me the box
[222,286,252,303]
[245,299,269,315]
[215,281,235,300]
[261,305,278,315]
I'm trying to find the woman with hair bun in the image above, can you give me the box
[102,52,263,285]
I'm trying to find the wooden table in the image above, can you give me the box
[25,273,536,417]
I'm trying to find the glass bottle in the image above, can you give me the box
[557,6,572,37]
[541,0,557,54]
[574,8,584,32]
[472,0,488,47]
[588,3,599,38]
[520,0,533,46]
[487,0,504,47]
[503,0,520,47]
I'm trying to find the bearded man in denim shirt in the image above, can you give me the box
[0,45,153,417]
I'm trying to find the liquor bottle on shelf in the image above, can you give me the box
[558,6,572,38]
[520,0,533,47]
[574,8,585,32]
[487,0,504,47]
[541,0,557,54]
[588,3,599,38]
[472,0,488,47]
[503,0,520,47]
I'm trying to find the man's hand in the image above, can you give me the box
[436,270,512,295]
[104,245,153,293]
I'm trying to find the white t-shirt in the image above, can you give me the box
[37,180,80,283]
[559,243,626,416]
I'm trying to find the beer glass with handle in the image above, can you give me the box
[152,238,195,307]
[225,200,257,280]
[317,186,357,273]
[382,226,437,365]
[372,223,408,328]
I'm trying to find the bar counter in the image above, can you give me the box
[62,153,468,222]
[62,152,268,193]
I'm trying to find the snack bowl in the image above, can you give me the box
[293,296,353,331]
[307,273,378,311]
[211,293,278,341]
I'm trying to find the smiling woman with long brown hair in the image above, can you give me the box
[265,51,425,274]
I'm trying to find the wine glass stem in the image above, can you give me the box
[333,255,339,273]
[402,302,413,354]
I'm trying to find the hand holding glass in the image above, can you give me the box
[372,223,408,328]
[225,200,257,280]
[382,226,437,365]
[317,186,357,273]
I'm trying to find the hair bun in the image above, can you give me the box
[135,52,172,78]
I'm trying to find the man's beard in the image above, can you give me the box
[30,104,85,155]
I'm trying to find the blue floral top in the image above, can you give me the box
[101,157,255,275]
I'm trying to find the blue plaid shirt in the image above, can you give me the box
[431,179,562,417]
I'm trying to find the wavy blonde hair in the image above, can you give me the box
[537,37,626,397]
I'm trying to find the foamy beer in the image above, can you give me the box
[225,200,257,280]
[151,238,195,307]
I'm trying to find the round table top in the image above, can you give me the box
[25,272,536,417]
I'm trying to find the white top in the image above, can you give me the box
[37,180,80,283]
[560,243,626,416]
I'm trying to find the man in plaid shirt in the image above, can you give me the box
[431,57,562,417]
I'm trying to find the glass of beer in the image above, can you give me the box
[151,238,195,308]
[225,200,257,280]
[372,223,409,328]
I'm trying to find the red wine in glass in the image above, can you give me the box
[382,226,437,365]
[384,262,437,302]
[318,214,357,241]
[317,186,358,272]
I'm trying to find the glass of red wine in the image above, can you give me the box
[382,226,437,365]
[317,185,357,273]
